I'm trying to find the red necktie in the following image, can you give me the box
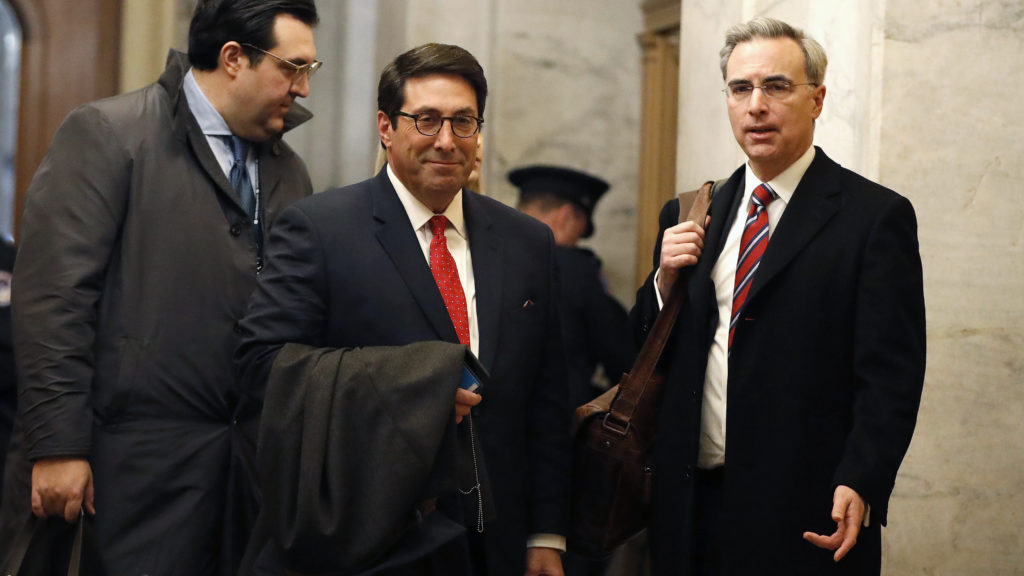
[429,215,471,347]
[730,183,776,349]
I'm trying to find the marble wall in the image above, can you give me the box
[280,0,644,305]
[678,1,1024,573]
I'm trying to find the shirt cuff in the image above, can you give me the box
[653,267,665,310]
[526,533,566,552]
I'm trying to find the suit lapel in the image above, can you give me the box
[688,169,745,306]
[748,148,841,302]
[465,192,502,371]
[173,90,246,213]
[371,171,461,344]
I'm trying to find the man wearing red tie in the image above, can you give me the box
[237,43,570,576]
[632,17,926,576]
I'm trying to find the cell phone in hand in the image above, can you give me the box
[461,350,489,393]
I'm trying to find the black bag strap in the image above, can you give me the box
[4,511,85,576]
[604,179,721,431]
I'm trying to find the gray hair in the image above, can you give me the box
[719,17,828,85]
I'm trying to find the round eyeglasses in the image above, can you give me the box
[395,111,484,138]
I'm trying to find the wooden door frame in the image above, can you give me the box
[8,0,121,239]
[635,1,680,289]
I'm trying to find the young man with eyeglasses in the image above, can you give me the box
[236,43,570,576]
[632,17,925,576]
[0,1,319,574]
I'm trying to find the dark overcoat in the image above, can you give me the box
[633,148,926,575]
[0,50,313,576]
[236,169,572,576]
[555,246,635,410]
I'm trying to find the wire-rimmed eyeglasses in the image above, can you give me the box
[242,43,323,81]
[723,80,817,101]
[395,111,484,139]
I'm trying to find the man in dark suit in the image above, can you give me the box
[236,43,570,576]
[1,1,319,573]
[512,165,635,412]
[632,17,926,576]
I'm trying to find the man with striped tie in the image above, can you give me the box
[632,16,926,576]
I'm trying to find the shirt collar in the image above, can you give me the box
[183,68,233,138]
[387,164,467,239]
[743,144,816,206]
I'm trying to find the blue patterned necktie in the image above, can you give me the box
[227,135,256,221]
[730,182,777,349]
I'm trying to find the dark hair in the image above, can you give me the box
[378,43,488,123]
[188,0,319,71]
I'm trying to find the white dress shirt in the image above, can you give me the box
[183,69,258,189]
[698,145,814,469]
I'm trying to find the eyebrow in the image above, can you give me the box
[726,74,794,86]
[281,55,312,66]
[410,106,479,116]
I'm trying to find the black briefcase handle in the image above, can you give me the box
[3,510,85,576]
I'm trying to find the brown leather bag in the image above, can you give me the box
[567,180,715,557]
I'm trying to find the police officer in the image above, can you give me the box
[513,165,635,411]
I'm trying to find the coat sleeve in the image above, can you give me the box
[631,198,680,346]
[13,105,130,460]
[525,232,572,536]
[235,202,329,402]
[833,194,926,525]
[580,260,635,384]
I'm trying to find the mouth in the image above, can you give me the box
[426,159,462,168]
[746,126,777,140]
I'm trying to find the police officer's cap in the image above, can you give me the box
[508,165,609,238]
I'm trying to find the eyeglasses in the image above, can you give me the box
[242,43,323,81]
[723,80,817,101]
[395,111,484,138]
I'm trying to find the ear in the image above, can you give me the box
[377,110,393,149]
[811,83,826,119]
[220,41,247,78]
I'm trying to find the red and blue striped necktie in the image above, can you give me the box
[730,182,777,349]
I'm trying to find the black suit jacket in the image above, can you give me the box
[633,148,926,575]
[556,246,635,410]
[237,169,571,576]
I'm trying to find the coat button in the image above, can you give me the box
[230,223,242,236]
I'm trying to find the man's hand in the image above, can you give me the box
[656,219,706,300]
[31,457,95,522]
[455,388,482,424]
[803,485,866,562]
[524,546,563,576]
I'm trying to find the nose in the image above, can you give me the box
[747,86,769,114]
[433,120,457,151]
[290,73,311,98]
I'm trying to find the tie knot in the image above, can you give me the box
[752,183,777,208]
[228,135,249,165]
[429,215,449,236]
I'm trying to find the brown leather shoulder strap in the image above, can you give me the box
[606,181,714,425]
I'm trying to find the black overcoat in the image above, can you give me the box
[633,148,926,575]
